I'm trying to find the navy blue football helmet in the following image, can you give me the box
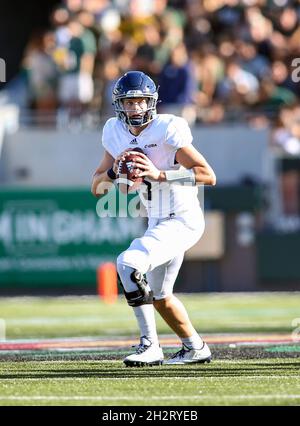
[112,71,158,127]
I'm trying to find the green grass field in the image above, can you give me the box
[0,359,299,406]
[0,292,300,406]
[1,292,299,338]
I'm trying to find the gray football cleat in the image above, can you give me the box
[123,336,164,367]
[165,342,212,365]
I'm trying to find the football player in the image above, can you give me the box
[91,71,216,366]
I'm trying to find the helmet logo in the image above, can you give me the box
[126,90,143,96]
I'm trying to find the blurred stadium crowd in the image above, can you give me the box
[2,0,300,156]
[1,1,299,117]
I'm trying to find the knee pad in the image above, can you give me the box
[117,266,153,307]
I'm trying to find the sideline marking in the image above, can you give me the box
[0,333,295,352]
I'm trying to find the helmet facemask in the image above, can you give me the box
[113,94,158,127]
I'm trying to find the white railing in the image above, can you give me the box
[15,105,280,131]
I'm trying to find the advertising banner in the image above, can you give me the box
[0,188,146,287]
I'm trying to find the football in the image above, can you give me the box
[117,147,145,192]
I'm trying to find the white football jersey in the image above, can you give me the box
[102,114,201,218]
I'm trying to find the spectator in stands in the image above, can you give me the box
[259,78,297,111]
[23,31,58,114]
[131,24,164,79]
[271,60,300,98]
[57,17,97,113]
[193,44,225,108]
[217,59,259,106]
[63,0,83,14]
[50,5,70,47]
[101,58,121,116]
[158,42,197,123]
[276,6,298,37]
[236,39,270,80]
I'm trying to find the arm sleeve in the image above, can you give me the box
[165,116,193,150]
[101,119,115,158]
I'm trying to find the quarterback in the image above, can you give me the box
[91,71,216,366]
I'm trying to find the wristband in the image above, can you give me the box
[107,167,117,180]
[165,168,196,185]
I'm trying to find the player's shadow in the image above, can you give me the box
[1,362,300,379]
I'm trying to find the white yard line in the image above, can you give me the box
[0,375,299,381]
[0,395,300,401]
[5,317,132,325]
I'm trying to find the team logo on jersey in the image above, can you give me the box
[130,138,138,145]
[144,143,157,148]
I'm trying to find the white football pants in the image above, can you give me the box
[117,208,205,300]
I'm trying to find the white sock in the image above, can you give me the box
[181,332,203,350]
[132,304,159,345]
